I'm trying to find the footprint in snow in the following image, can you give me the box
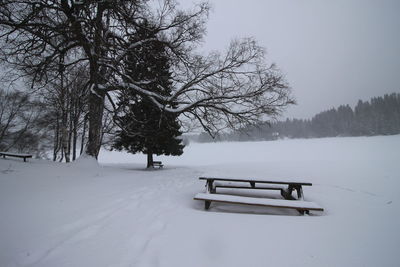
[1,164,14,174]
[149,220,166,233]
[67,224,102,243]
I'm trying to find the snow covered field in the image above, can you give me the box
[1,135,399,267]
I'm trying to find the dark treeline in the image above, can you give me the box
[197,93,400,142]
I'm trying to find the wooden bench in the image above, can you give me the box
[153,161,163,168]
[194,193,324,215]
[195,177,323,215]
[0,151,33,162]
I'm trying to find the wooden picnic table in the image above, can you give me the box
[195,177,323,214]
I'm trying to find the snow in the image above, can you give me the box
[1,135,400,267]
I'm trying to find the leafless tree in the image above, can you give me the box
[0,89,46,153]
[0,0,294,159]
[38,63,89,162]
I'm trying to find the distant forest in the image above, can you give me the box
[197,93,400,142]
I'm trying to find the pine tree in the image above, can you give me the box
[113,22,184,168]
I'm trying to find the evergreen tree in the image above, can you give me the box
[113,22,184,168]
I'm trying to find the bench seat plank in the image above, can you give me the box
[194,193,324,211]
[214,181,285,190]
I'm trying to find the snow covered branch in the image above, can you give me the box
[113,38,294,134]
[0,0,293,156]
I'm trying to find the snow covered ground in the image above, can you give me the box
[0,135,399,267]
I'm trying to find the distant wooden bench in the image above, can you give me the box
[0,151,32,162]
[153,161,163,168]
[195,177,323,215]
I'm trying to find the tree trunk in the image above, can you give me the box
[147,153,154,168]
[72,95,79,161]
[62,126,70,162]
[53,114,60,161]
[72,118,78,161]
[59,52,70,163]
[59,147,64,162]
[67,94,73,162]
[85,89,105,159]
[80,114,87,155]
[84,4,108,160]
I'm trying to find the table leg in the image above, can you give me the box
[281,185,295,200]
[297,209,309,215]
[206,179,215,194]
[296,186,304,201]
[205,200,211,210]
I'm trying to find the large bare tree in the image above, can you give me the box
[0,0,294,159]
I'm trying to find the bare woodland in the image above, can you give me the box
[0,0,293,161]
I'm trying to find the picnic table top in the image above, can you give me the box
[199,177,312,186]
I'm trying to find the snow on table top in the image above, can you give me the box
[194,193,324,210]
[200,176,312,185]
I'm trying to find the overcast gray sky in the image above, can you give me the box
[179,0,400,119]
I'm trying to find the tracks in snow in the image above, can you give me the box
[15,174,192,267]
